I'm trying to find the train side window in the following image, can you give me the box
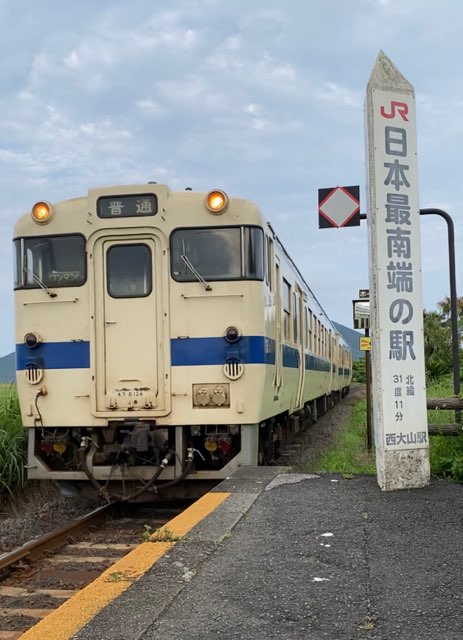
[267,237,274,291]
[293,292,298,343]
[308,310,313,351]
[14,234,86,289]
[282,279,291,340]
[264,237,268,286]
[107,244,152,298]
[314,319,317,354]
[304,308,308,349]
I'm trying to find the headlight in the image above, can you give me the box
[205,190,229,214]
[31,201,54,224]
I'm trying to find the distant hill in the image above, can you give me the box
[333,322,363,361]
[0,352,15,384]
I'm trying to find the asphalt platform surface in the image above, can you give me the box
[74,468,463,640]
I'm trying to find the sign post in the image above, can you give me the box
[365,51,429,490]
[353,295,372,452]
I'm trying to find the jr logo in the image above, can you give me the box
[380,101,409,121]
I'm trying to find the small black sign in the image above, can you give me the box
[97,194,157,219]
[318,185,360,228]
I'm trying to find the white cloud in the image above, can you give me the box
[63,50,80,69]
[313,82,363,108]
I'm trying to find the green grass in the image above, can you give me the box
[427,375,463,480]
[426,374,460,425]
[306,375,463,481]
[312,399,376,475]
[0,384,13,399]
[0,384,27,496]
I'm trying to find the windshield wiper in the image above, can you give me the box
[23,267,57,298]
[181,255,212,291]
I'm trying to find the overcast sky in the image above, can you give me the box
[1,0,462,356]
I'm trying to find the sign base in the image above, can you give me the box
[376,449,430,491]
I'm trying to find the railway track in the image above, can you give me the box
[0,501,188,639]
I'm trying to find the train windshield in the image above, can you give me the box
[170,226,264,282]
[13,234,86,289]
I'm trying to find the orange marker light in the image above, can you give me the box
[31,201,53,223]
[205,190,229,214]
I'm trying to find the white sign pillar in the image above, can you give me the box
[365,51,430,490]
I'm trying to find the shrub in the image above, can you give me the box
[352,357,366,384]
[0,385,27,495]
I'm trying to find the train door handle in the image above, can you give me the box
[105,320,117,326]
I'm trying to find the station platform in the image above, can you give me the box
[23,468,463,640]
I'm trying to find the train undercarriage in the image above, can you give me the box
[28,388,349,502]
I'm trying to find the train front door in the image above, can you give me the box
[91,234,170,414]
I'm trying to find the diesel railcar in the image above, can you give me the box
[13,184,352,500]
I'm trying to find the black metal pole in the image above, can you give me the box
[420,209,460,405]
[365,327,373,452]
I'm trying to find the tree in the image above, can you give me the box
[437,296,463,339]
[437,295,463,320]
[423,310,453,379]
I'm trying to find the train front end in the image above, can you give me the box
[13,185,270,500]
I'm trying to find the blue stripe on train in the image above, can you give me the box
[16,338,333,372]
[170,336,275,366]
[16,341,90,370]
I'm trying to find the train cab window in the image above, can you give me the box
[14,235,86,289]
[13,241,21,289]
[243,227,264,279]
[170,226,263,282]
[107,244,152,298]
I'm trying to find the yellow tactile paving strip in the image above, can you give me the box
[19,491,230,640]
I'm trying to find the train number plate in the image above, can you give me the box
[105,389,156,410]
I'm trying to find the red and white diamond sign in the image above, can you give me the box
[318,185,360,228]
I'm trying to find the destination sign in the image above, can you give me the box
[97,194,157,218]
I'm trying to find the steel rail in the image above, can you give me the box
[0,502,115,576]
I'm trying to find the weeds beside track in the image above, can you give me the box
[0,385,26,496]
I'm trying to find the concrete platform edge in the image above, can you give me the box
[72,466,284,640]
